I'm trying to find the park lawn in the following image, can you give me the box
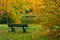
[0,24,58,40]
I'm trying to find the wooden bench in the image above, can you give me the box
[8,23,28,33]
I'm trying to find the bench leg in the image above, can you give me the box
[11,27,15,32]
[23,27,26,33]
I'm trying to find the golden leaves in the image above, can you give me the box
[0,0,60,25]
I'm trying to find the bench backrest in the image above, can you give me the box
[8,23,28,27]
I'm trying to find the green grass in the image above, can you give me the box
[0,24,59,40]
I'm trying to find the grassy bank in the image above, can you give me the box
[0,24,60,40]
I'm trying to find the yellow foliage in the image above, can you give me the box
[0,0,60,26]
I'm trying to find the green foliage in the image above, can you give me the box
[12,6,17,9]
[25,8,33,14]
[0,17,7,24]
[7,17,14,23]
